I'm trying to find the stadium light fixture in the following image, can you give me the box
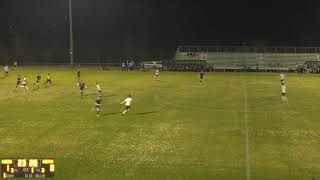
[68,0,74,65]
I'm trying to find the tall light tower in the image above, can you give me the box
[68,0,74,65]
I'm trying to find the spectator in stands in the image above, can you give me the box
[139,63,145,71]
[130,60,134,70]
[126,60,129,70]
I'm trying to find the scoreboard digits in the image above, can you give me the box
[1,159,54,178]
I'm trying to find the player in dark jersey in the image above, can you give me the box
[35,73,41,89]
[16,75,21,88]
[79,81,86,96]
[44,73,52,86]
[77,70,80,82]
[199,70,205,84]
[94,95,102,117]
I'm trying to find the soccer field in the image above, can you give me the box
[0,68,320,180]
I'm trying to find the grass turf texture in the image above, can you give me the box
[0,68,320,180]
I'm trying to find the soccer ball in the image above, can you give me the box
[76,82,79,86]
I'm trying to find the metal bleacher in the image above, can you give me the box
[174,46,320,71]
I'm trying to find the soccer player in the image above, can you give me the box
[79,80,86,96]
[20,76,28,91]
[35,73,41,89]
[154,69,159,80]
[281,82,287,102]
[199,70,205,84]
[94,95,102,117]
[13,61,18,69]
[96,81,102,94]
[77,70,81,82]
[280,72,285,83]
[16,75,21,88]
[4,64,9,77]
[44,73,52,86]
[120,95,133,115]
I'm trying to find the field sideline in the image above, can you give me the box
[0,68,320,180]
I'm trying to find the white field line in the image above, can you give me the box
[162,101,320,113]
[244,83,251,180]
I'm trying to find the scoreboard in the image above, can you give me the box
[1,159,54,178]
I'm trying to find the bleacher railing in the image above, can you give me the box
[177,46,320,53]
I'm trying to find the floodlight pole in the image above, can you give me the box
[69,0,74,65]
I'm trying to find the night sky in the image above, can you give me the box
[0,0,320,62]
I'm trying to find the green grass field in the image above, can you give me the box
[0,68,320,180]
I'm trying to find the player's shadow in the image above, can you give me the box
[128,111,160,115]
[101,112,119,116]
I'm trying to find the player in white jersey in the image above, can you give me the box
[96,82,102,94]
[20,76,29,91]
[120,95,133,115]
[154,69,159,80]
[280,72,285,83]
[281,82,287,102]
[4,65,9,77]
[13,61,18,69]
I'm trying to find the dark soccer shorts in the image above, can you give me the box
[282,93,286,96]
[125,106,130,110]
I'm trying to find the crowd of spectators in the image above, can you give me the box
[117,60,320,74]
[293,63,320,74]
[121,60,135,71]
